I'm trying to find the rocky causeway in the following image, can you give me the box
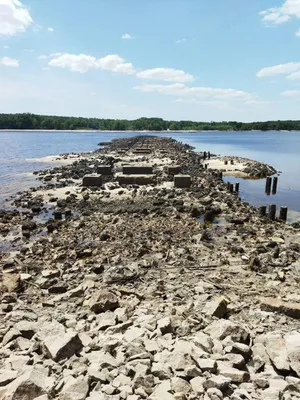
[0,136,300,400]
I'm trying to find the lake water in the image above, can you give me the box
[0,130,299,221]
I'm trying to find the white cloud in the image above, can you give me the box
[176,38,186,44]
[286,70,300,79]
[257,62,300,77]
[47,53,136,74]
[48,27,54,32]
[281,90,300,96]
[260,0,300,25]
[134,83,253,101]
[136,68,194,83]
[4,45,9,49]
[0,0,33,36]
[0,56,19,67]
[122,33,132,40]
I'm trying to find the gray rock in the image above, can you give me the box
[203,375,231,391]
[196,358,217,373]
[157,317,173,335]
[204,320,249,342]
[205,297,228,318]
[14,321,37,339]
[2,328,21,346]
[217,363,250,383]
[97,311,117,330]
[0,370,18,387]
[89,290,119,314]
[285,331,300,377]
[149,380,175,400]
[171,377,191,394]
[265,333,290,372]
[190,377,205,394]
[59,377,89,400]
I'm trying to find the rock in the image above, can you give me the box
[171,377,191,394]
[97,311,117,330]
[149,380,175,400]
[14,321,37,339]
[0,371,18,386]
[230,343,252,360]
[38,321,83,361]
[190,377,205,394]
[89,290,119,314]
[2,273,22,293]
[260,297,300,319]
[205,297,228,318]
[203,375,231,391]
[59,377,89,400]
[22,221,37,231]
[217,364,250,383]
[204,320,249,342]
[157,317,173,335]
[2,328,21,345]
[192,332,213,353]
[196,358,217,373]
[285,331,300,377]
[207,388,223,400]
[0,367,52,400]
[265,333,290,372]
[124,327,145,343]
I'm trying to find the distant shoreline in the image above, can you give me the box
[0,129,297,133]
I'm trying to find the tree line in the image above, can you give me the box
[1,113,300,131]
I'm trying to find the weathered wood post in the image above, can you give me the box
[224,160,228,165]
[235,182,240,193]
[279,206,288,222]
[268,204,276,221]
[203,151,207,160]
[259,206,267,217]
[53,210,62,220]
[272,177,278,194]
[208,151,211,160]
[265,177,272,195]
[229,184,234,193]
[205,163,208,170]
[227,181,231,190]
[219,172,223,179]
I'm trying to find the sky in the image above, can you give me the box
[1,0,300,122]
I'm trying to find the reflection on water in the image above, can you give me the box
[0,130,300,220]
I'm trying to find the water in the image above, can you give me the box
[0,130,299,221]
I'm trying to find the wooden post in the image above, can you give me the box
[268,204,276,221]
[205,163,208,169]
[219,172,223,179]
[224,160,228,165]
[235,182,240,193]
[259,206,267,217]
[65,209,72,218]
[227,181,231,190]
[265,177,272,195]
[208,151,211,160]
[272,177,278,194]
[203,151,207,160]
[279,206,288,222]
[229,184,234,193]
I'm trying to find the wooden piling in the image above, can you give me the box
[272,177,278,194]
[205,163,208,170]
[219,172,223,179]
[265,177,272,194]
[208,151,211,160]
[229,184,234,193]
[268,204,276,221]
[227,181,231,190]
[224,160,228,165]
[235,182,240,193]
[53,210,62,220]
[203,151,207,160]
[279,206,288,222]
[259,206,267,217]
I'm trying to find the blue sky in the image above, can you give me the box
[1,0,300,121]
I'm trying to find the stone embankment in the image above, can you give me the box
[0,136,300,400]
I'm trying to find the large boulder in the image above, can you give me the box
[89,290,119,314]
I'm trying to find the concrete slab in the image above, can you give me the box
[174,175,191,188]
[118,175,155,185]
[168,166,181,175]
[82,174,103,187]
[122,166,153,175]
[96,165,113,175]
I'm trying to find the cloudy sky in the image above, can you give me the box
[1,0,300,121]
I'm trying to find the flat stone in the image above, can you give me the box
[149,380,175,400]
[192,332,213,353]
[196,358,217,373]
[265,333,290,372]
[171,377,191,394]
[97,311,117,330]
[2,328,21,345]
[124,327,145,343]
[157,317,173,335]
[0,370,18,386]
[14,321,37,339]
[260,297,300,319]
[205,320,249,342]
[203,375,231,391]
[217,364,250,383]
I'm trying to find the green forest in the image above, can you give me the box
[1,113,300,131]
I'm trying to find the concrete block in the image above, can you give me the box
[174,175,191,188]
[122,165,153,175]
[82,174,103,187]
[132,148,151,154]
[118,175,154,185]
[168,166,181,175]
[96,165,112,175]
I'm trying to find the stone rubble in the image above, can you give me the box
[0,136,300,399]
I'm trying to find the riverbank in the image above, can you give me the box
[0,136,300,400]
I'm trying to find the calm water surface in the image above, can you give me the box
[0,130,299,221]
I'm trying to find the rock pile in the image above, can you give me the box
[0,136,300,399]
